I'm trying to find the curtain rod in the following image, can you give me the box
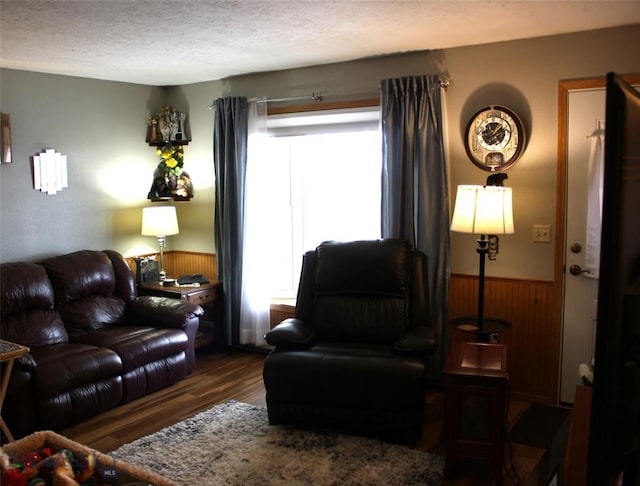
[207,76,451,109]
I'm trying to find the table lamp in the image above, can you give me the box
[141,206,179,281]
[450,183,514,339]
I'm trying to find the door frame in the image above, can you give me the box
[554,74,640,402]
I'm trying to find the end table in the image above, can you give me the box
[138,281,222,350]
[450,316,511,343]
[442,341,509,485]
[1,339,30,442]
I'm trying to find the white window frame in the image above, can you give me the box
[264,103,382,298]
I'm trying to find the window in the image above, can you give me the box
[260,106,382,297]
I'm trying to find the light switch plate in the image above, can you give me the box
[532,224,552,242]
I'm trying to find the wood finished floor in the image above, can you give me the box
[60,348,544,485]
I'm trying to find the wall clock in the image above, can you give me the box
[464,105,526,172]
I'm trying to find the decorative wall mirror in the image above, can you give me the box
[1,113,11,163]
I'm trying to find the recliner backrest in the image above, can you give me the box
[300,239,420,343]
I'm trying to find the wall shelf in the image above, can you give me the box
[147,140,190,147]
[149,195,192,202]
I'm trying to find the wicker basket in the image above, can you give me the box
[1,430,176,486]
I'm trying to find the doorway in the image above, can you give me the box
[557,75,640,404]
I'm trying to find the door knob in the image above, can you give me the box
[569,264,590,276]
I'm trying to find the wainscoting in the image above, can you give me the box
[449,274,561,404]
[267,274,561,404]
[129,251,561,404]
[126,251,218,284]
[270,299,296,329]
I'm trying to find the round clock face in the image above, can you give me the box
[464,106,526,171]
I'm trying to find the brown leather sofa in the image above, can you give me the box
[263,239,438,440]
[0,249,204,439]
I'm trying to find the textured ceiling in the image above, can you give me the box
[1,0,640,86]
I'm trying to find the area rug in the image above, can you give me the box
[111,400,444,485]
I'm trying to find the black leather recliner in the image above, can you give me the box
[263,239,438,440]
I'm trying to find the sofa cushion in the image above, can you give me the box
[42,250,128,336]
[72,326,188,372]
[57,295,128,337]
[29,343,123,400]
[42,250,117,305]
[0,262,69,346]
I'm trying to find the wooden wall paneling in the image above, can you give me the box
[165,251,218,281]
[449,274,561,404]
[125,251,217,283]
[270,304,296,329]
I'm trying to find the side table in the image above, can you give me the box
[1,339,30,442]
[450,316,511,343]
[442,341,509,485]
[138,281,222,350]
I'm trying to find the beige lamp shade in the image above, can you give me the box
[141,206,179,236]
[451,185,514,235]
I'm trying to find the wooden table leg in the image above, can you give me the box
[0,359,16,442]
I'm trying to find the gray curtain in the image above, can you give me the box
[213,97,248,346]
[380,75,450,384]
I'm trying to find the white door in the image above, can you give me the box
[560,88,604,404]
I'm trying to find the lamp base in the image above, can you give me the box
[159,269,167,281]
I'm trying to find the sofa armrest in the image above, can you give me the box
[4,360,36,439]
[128,296,204,329]
[264,318,314,348]
[15,352,37,371]
[393,325,438,356]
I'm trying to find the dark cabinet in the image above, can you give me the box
[443,342,509,485]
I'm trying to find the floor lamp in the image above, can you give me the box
[142,206,179,281]
[450,184,514,341]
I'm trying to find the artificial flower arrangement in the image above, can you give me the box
[147,144,193,200]
[156,144,184,177]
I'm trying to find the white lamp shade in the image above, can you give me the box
[141,206,179,236]
[451,185,514,235]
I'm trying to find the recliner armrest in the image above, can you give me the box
[393,326,438,355]
[264,318,314,347]
[128,296,204,329]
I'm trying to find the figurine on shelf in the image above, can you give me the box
[146,116,158,143]
[156,106,180,142]
[158,116,172,142]
[174,112,187,141]
[147,173,173,200]
[147,106,189,145]
[175,171,193,199]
